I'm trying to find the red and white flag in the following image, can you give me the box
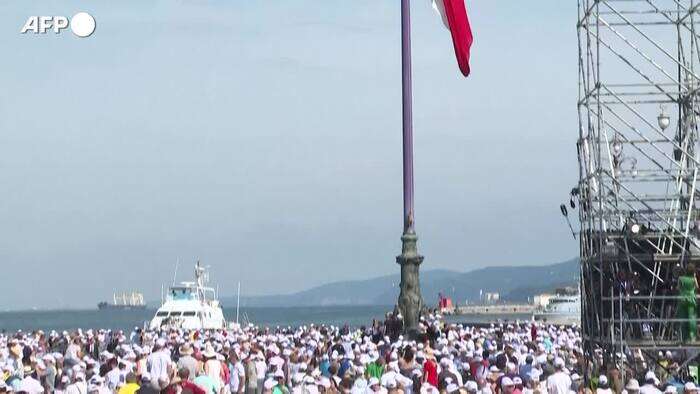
[432,0,474,77]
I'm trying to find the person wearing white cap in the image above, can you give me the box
[512,376,523,394]
[445,382,460,394]
[54,375,70,394]
[65,371,87,394]
[567,373,580,393]
[18,365,43,394]
[255,352,267,394]
[176,343,198,382]
[146,339,172,390]
[259,378,274,394]
[6,340,24,391]
[523,369,541,394]
[488,365,502,389]
[104,358,121,391]
[350,376,368,394]
[202,343,223,393]
[685,382,698,394]
[665,386,678,394]
[626,379,641,394]
[229,351,246,394]
[597,375,613,394]
[641,371,662,394]
[367,377,382,393]
[64,338,82,370]
[546,358,571,394]
[271,370,289,394]
[501,377,515,394]
[385,376,403,394]
[438,358,462,390]
[41,355,57,393]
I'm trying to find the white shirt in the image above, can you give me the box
[147,350,172,382]
[118,367,130,387]
[269,356,285,369]
[255,360,267,381]
[205,359,223,390]
[547,371,572,394]
[106,368,121,390]
[480,386,494,394]
[419,384,437,394]
[65,344,80,363]
[230,362,245,392]
[96,386,111,394]
[65,382,86,394]
[19,376,44,394]
[379,371,411,388]
[640,384,662,394]
[448,368,463,387]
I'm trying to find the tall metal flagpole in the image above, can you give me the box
[397,0,424,337]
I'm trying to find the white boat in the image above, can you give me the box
[533,292,581,324]
[149,261,225,330]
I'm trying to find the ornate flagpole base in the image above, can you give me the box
[396,230,424,338]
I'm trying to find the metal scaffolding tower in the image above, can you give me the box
[576,0,700,374]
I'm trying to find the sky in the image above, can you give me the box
[0,0,577,310]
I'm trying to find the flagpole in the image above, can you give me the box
[401,0,414,228]
[397,0,424,338]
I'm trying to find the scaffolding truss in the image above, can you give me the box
[577,0,700,373]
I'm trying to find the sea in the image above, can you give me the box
[0,306,533,333]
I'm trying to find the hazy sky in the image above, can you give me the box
[0,0,577,310]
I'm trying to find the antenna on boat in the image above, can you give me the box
[173,258,179,286]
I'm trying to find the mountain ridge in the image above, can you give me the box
[222,259,578,308]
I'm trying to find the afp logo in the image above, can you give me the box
[21,12,96,38]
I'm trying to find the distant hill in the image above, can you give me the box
[223,259,578,308]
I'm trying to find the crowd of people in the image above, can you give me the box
[0,313,696,394]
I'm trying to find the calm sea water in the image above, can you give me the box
[0,306,533,333]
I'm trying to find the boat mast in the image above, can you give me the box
[172,258,179,287]
[195,260,206,302]
[236,281,241,325]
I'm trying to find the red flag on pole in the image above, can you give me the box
[432,0,474,77]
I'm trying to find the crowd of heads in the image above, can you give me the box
[0,313,697,394]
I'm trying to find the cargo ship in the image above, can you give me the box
[97,291,147,310]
